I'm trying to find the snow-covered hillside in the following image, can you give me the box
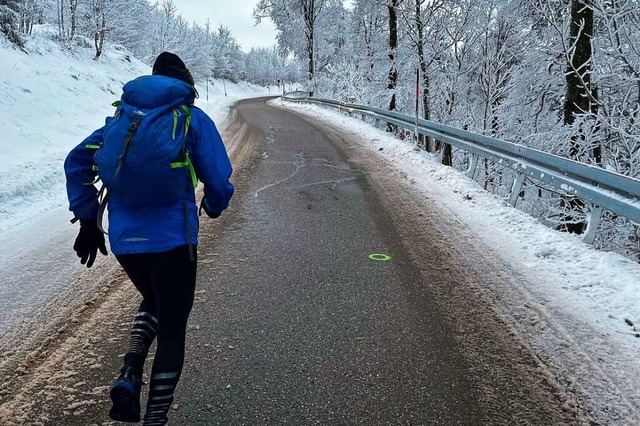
[0,35,144,237]
[0,29,268,242]
[0,30,269,333]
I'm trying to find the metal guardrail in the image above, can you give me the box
[283,90,309,98]
[282,95,640,244]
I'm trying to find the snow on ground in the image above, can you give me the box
[273,98,640,422]
[0,31,269,333]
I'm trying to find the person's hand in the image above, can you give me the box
[200,198,221,219]
[73,219,108,268]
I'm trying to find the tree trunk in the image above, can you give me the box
[69,0,78,39]
[58,0,65,38]
[307,33,314,96]
[442,85,456,166]
[94,33,102,59]
[442,143,452,166]
[415,0,432,150]
[94,21,105,59]
[94,1,106,59]
[386,0,399,131]
[362,18,374,82]
[592,85,602,164]
[304,0,316,97]
[564,0,593,138]
[561,0,594,235]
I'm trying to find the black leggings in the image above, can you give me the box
[116,245,197,426]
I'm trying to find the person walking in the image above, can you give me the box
[64,52,234,425]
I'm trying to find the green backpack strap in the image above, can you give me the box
[170,105,198,188]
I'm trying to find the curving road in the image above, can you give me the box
[0,97,586,425]
[170,97,583,425]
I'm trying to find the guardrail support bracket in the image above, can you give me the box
[466,154,479,179]
[508,173,526,206]
[583,204,604,245]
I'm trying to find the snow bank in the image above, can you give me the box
[0,35,146,235]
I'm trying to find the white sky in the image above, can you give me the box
[169,0,355,52]
[170,0,278,52]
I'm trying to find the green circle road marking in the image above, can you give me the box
[369,253,392,262]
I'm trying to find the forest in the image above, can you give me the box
[1,0,639,257]
[257,0,640,258]
[0,0,301,85]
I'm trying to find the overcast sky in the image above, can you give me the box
[170,0,278,52]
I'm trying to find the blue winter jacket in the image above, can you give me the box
[64,75,234,255]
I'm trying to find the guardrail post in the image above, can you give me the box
[508,173,526,206]
[466,154,479,179]
[583,204,604,245]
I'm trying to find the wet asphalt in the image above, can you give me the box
[171,98,484,425]
[16,97,582,426]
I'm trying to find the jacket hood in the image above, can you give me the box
[122,75,196,110]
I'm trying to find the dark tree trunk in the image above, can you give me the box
[386,0,400,131]
[306,28,314,96]
[415,0,432,150]
[592,85,602,164]
[94,23,105,59]
[441,88,456,166]
[94,33,102,59]
[94,0,106,59]
[562,0,594,234]
[442,143,452,166]
[387,1,399,111]
[69,0,78,38]
[304,0,316,97]
[564,0,593,139]
[58,0,65,37]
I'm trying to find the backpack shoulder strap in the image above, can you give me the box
[96,111,144,234]
[170,105,198,188]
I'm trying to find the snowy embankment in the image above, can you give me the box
[0,32,269,334]
[274,99,640,422]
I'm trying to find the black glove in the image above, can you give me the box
[199,198,221,219]
[73,219,108,268]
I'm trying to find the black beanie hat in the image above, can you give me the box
[152,52,195,87]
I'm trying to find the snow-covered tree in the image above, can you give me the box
[104,0,153,59]
[1,0,26,46]
[254,0,342,95]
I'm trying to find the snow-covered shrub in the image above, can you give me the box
[0,4,24,48]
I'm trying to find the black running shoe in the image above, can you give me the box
[109,366,142,422]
